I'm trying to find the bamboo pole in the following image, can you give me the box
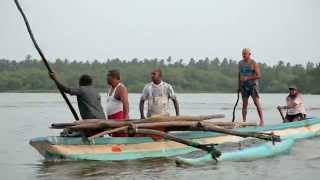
[88,126,129,140]
[199,122,280,142]
[277,106,286,123]
[66,121,254,130]
[132,121,280,142]
[133,128,221,160]
[232,89,240,122]
[84,120,278,143]
[87,122,256,140]
[14,0,79,120]
[51,114,225,129]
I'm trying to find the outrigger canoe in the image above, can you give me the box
[30,117,320,161]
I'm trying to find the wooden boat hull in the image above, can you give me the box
[30,117,320,161]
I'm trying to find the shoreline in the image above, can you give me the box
[0,90,318,95]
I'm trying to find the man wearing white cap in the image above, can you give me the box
[277,85,306,122]
[238,48,264,126]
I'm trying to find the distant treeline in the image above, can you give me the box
[0,55,319,94]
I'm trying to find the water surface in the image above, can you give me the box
[1,93,320,180]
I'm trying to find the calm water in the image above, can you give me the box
[1,93,320,180]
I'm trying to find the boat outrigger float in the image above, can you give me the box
[30,116,320,164]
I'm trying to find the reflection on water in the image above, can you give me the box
[34,158,176,179]
[0,93,320,180]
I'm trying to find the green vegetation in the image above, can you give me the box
[0,55,319,94]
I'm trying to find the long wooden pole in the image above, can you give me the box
[88,126,129,140]
[87,121,256,140]
[133,128,221,160]
[57,120,253,130]
[51,114,225,129]
[79,120,279,142]
[277,106,286,123]
[199,122,280,142]
[232,89,240,122]
[132,121,280,142]
[14,0,79,120]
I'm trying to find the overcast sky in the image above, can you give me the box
[1,0,319,64]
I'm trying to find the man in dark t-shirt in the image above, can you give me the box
[49,73,106,120]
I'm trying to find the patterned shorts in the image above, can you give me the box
[240,85,260,99]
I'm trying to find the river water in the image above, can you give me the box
[0,93,320,180]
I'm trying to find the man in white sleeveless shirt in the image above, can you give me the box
[106,69,129,121]
[139,69,179,119]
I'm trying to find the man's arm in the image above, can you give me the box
[248,62,261,81]
[139,98,145,119]
[49,72,72,94]
[139,86,149,119]
[251,62,261,80]
[117,86,129,119]
[168,85,179,116]
[238,71,241,91]
[172,97,180,116]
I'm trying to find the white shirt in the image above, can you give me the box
[141,81,176,117]
[286,94,306,115]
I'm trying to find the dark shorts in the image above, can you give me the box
[285,113,306,123]
[240,85,259,99]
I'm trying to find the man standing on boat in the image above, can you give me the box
[238,48,264,126]
[277,85,306,122]
[106,69,129,120]
[49,73,106,120]
[139,69,179,119]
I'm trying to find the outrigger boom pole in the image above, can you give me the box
[14,0,80,120]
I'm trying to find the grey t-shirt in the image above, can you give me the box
[70,86,106,119]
